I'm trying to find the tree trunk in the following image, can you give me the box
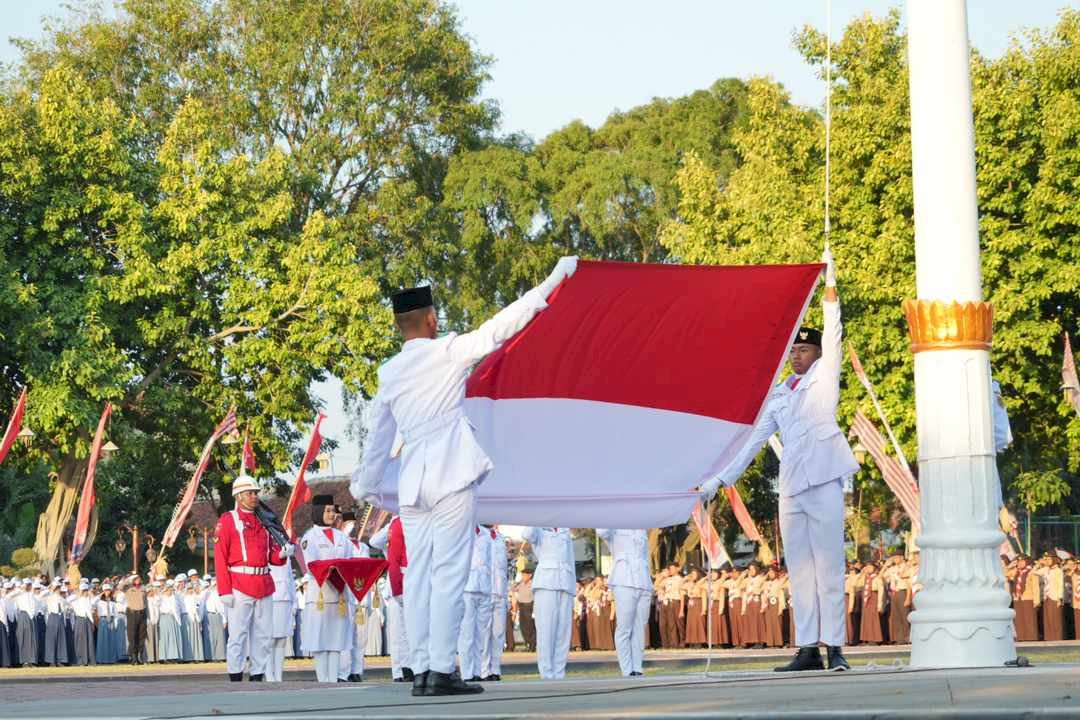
[32,449,87,577]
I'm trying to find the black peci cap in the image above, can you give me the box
[793,327,822,348]
[391,286,433,314]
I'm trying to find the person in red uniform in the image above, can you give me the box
[214,475,293,681]
[371,515,411,681]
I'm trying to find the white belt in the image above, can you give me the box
[400,408,466,443]
[229,565,270,576]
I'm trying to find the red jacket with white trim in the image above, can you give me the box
[214,508,286,599]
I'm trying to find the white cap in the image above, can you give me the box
[175,574,186,583]
[187,569,198,577]
[102,583,113,590]
[165,579,175,588]
[203,574,212,580]
[31,581,42,589]
[231,474,260,496]
[79,580,89,590]
[22,578,31,585]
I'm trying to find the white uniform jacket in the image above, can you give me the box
[350,288,550,509]
[522,527,576,594]
[596,529,651,590]
[712,300,858,497]
[465,528,493,594]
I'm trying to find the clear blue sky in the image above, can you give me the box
[3,1,1068,478]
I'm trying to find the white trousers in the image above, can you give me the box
[780,479,846,647]
[481,597,507,677]
[386,596,410,679]
[612,586,650,676]
[266,638,287,681]
[458,591,492,680]
[400,484,477,674]
[313,651,340,683]
[225,590,273,676]
[534,588,573,679]
[338,622,365,679]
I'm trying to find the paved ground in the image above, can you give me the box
[2,665,1079,718]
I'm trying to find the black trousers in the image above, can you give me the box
[126,609,147,662]
[518,601,536,651]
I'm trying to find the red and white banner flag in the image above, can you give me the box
[71,402,112,564]
[690,500,731,567]
[283,412,326,540]
[242,432,256,472]
[378,260,821,528]
[1063,334,1080,417]
[723,486,763,542]
[849,410,921,535]
[0,387,27,465]
[162,407,237,548]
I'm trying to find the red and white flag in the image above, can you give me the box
[283,412,326,540]
[723,486,763,542]
[162,407,237,548]
[71,402,112,564]
[379,260,821,528]
[849,410,921,535]
[242,432,256,472]
[1063,334,1080,417]
[0,387,27,465]
[690,500,731,567]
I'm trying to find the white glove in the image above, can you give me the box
[538,255,579,297]
[220,594,234,608]
[278,544,295,560]
[698,477,721,503]
[822,247,836,288]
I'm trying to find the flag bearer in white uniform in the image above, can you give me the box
[351,256,578,697]
[300,496,356,683]
[701,249,857,672]
[597,529,651,676]
[480,527,509,681]
[267,561,296,681]
[338,512,370,683]
[458,525,492,682]
[213,475,294,682]
[521,527,576,679]
[370,516,411,682]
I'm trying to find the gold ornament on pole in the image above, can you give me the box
[16,426,34,447]
[902,299,993,353]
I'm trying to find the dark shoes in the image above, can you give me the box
[249,673,264,682]
[346,673,364,682]
[481,674,501,681]
[228,672,244,682]
[775,646,825,672]
[412,670,429,697]
[827,646,850,671]
[402,667,415,681]
[629,671,644,676]
[467,676,483,682]
[424,670,484,696]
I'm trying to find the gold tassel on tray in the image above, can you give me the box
[316,587,325,612]
[355,607,366,625]
[338,595,347,617]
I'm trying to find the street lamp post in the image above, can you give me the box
[904,0,1015,667]
[117,523,140,574]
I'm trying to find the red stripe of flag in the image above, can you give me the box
[850,411,921,530]
[162,407,237,548]
[723,486,762,542]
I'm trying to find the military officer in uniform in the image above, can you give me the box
[351,256,578,696]
[597,529,651,676]
[522,527,576,679]
[701,249,856,671]
[370,515,411,682]
[458,525,492,682]
[481,526,509,681]
[213,475,293,681]
[300,496,356,683]
[266,561,296,681]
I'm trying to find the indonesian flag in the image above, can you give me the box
[0,387,27,465]
[70,402,112,564]
[283,412,326,540]
[723,486,763,542]
[849,410,922,536]
[162,407,237,548]
[377,261,820,528]
[690,500,730,567]
[307,557,387,601]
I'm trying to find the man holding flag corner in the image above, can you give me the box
[700,248,857,672]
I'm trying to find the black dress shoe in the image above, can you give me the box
[249,673,264,682]
[481,674,501,681]
[827,646,850,671]
[424,670,484,696]
[774,646,825,672]
[403,667,415,681]
[468,676,483,682]
[630,671,643,676]
[411,670,429,697]
[229,672,244,682]
[347,673,363,682]
[394,677,407,683]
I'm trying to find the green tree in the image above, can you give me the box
[1,0,494,573]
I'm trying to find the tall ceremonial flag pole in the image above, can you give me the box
[904,0,1015,667]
